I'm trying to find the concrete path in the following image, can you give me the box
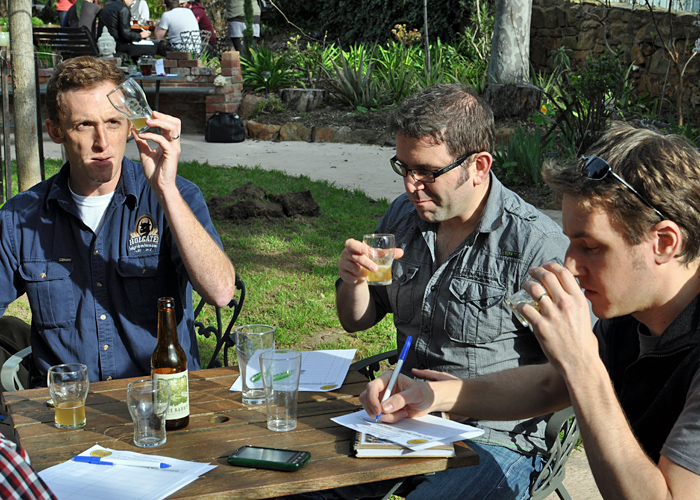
[41,133,598,499]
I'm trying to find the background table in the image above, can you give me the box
[128,73,184,112]
[2,367,479,499]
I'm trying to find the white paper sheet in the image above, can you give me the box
[38,445,216,500]
[230,349,356,392]
[332,410,485,450]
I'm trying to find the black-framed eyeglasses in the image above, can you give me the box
[580,155,666,220]
[390,153,474,183]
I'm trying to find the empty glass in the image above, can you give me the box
[126,378,171,448]
[107,78,153,132]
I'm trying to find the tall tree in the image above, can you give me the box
[487,0,532,84]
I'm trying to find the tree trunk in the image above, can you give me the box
[10,0,42,192]
[487,0,533,84]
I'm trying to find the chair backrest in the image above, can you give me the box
[32,26,99,60]
[194,273,246,368]
[528,406,580,500]
[178,29,212,58]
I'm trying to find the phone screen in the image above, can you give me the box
[233,446,298,462]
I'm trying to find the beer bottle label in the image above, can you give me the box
[153,370,189,420]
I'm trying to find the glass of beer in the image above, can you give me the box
[363,233,396,286]
[106,78,153,132]
[47,363,89,429]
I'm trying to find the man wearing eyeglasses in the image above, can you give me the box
[333,84,570,499]
[360,123,700,498]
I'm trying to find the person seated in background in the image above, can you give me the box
[180,0,216,50]
[98,0,166,61]
[129,0,149,24]
[154,0,200,52]
[361,123,700,499]
[62,0,103,40]
[0,56,236,386]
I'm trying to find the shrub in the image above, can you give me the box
[241,45,303,92]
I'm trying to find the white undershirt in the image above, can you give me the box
[68,184,115,234]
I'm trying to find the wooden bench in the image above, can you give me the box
[32,26,99,61]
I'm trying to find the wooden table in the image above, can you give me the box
[2,367,478,499]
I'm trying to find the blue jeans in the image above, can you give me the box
[404,441,544,500]
[277,441,544,500]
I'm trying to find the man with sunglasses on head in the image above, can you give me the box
[361,122,700,498]
[332,84,569,499]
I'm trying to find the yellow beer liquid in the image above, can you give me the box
[54,401,86,428]
[130,116,149,131]
[367,263,392,285]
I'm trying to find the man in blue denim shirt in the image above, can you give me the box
[335,84,569,499]
[0,56,236,385]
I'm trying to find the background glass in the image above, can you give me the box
[235,324,275,405]
[47,363,89,429]
[126,378,171,448]
[260,349,302,432]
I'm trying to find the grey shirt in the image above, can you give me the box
[369,174,569,455]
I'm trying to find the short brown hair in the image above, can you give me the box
[388,83,495,158]
[46,56,125,127]
[543,122,700,263]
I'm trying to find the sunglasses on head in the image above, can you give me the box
[580,155,666,221]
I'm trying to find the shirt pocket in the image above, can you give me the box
[444,278,505,344]
[392,262,420,324]
[19,259,75,329]
[117,254,166,325]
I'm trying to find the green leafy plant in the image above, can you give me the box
[539,48,632,157]
[324,44,390,110]
[251,95,288,117]
[493,126,554,185]
[241,45,303,92]
[373,41,418,103]
[282,34,338,89]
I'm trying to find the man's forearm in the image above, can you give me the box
[432,363,570,419]
[159,186,235,307]
[335,281,377,332]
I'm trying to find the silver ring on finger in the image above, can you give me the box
[169,134,180,141]
[535,292,549,305]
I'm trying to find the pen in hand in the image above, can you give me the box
[376,336,413,422]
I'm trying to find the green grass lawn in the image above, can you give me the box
[4,159,398,367]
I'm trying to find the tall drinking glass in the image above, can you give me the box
[47,363,89,429]
[235,324,275,405]
[107,78,154,132]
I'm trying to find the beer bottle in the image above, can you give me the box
[152,297,190,430]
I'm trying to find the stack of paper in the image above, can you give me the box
[38,445,216,500]
[332,410,484,451]
[230,349,356,392]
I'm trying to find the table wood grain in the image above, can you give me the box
[2,367,478,499]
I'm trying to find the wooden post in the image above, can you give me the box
[10,0,42,192]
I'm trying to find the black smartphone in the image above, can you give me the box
[227,445,311,472]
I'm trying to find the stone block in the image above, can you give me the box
[238,94,263,119]
[246,121,280,141]
[167,51,192,60]
[180,59,202,68]
[482,83,543,120]
[221,51,240,68]
[280,122,312,142]
[279,88,327,112]
[314,127,337,143]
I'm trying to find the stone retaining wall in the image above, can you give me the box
[531,0,700,110]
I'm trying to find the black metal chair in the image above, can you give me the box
[351,350,579,500]
[193,273,246,368]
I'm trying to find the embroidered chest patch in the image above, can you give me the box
[128,214,160,252]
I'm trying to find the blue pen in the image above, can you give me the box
[73,456,172,469]
[376,336,413,422]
